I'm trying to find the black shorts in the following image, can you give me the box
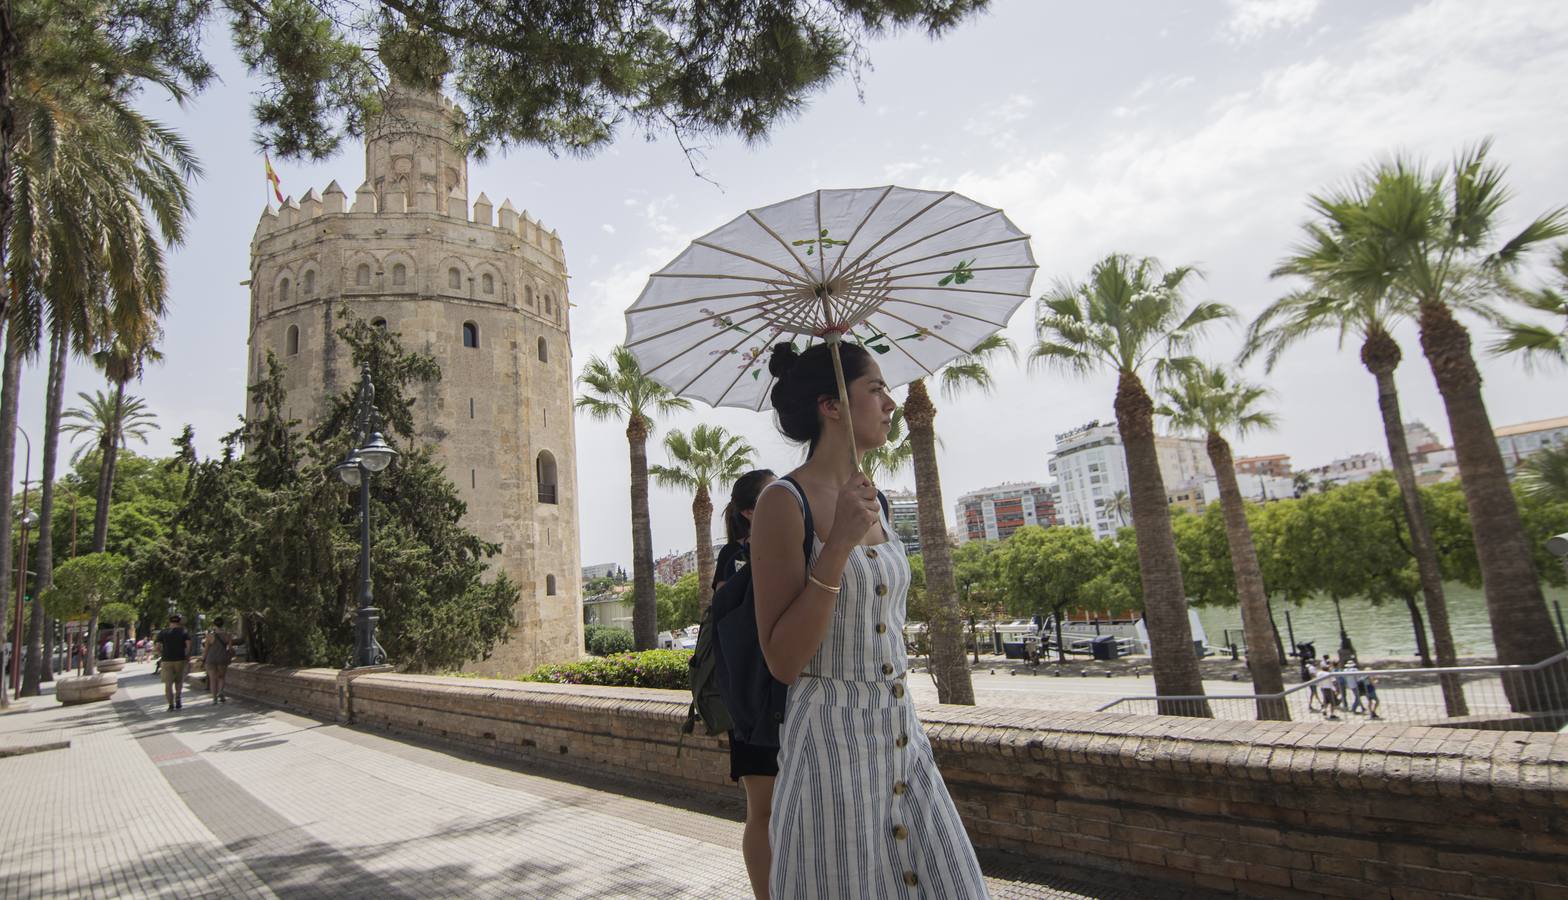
[729,733,779,782]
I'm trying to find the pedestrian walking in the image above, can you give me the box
[1305,657,1322,712]
[156,615,191,711]
[203,617,236,704]
[1344,660,1366,714]
[713,468,779,900]
[1317,656,1339,721]
[751,343,989,898]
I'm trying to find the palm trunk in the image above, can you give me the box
[627,415,656,650]
[1402,591,1434,669]
[41,616,54,682]
[1417,301,1562,711]
[92,381,126,554]
[0,328,19,707]
[22,325,67,696]
[1206,432,1288,720]
[903,379,974,705]
[1362,328,1466,715]
[1115,370,1208,715]
[693,484,715,614]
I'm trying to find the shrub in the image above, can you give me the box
[585,625,635,656]
[521,649,692,690]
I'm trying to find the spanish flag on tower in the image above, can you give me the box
[264,152,284,204]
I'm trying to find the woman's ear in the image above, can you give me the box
[818,394,841,422]
[741,509,754,522]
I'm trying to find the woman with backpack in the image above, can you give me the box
[716,468,779,899]
[751,342,989,899]
[204,616,236,703]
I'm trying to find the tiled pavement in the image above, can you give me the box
[0,663,1180,899]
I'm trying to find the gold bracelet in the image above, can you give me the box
[807,574,841,595]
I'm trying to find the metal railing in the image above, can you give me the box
[1095,651,1568,730]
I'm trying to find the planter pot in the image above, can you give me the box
[96,658,127,673]
[56,673,119,705]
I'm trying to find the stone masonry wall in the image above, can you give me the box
[224,663,1568,899]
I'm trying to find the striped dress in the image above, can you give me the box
[768,479,990,899]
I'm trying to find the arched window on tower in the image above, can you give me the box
[537,336,548,363]
[372,317,388,330]
[279,278,290,304]
[536,451,558,504]
[392,263,407,286]
[481,273,494,294]
[356,264,371,286]
[462,321,479,348]
[303,269,316,295]
[524,286,534,307]
[544,294,554,316]
[546,574,557,596]
[286,324,300,356]
[448,267,462,290]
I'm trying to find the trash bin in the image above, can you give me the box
[1002,641,1029,660]
[1090,635,1119,661]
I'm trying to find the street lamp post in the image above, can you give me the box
[9,426,31,697]
[335,368,397,669]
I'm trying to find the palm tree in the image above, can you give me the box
[1491,245,1568,369]
[650,424,756,613]
[577,346,692,649]
[1247,210,1469,716]
[60,390,159,463]
[1516,445,1568,504]
[860,407,912,485]
[7,53,195,694]
[1107,490,1132,527]
[1344,144,1567,691]
[1158,363,1289,720]
[902,333,1015,706]
[1033,253,1232,714]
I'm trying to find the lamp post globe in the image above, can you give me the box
[357,432,396,473]
[335,454,364,487]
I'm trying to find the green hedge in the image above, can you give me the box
[521,649,692,690]
[584,624,635,656]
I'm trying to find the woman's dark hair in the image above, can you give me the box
[768,341,873,451]
[724,468,777,544]
[213,617,225,628]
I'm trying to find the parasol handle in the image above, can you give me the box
[824,331,862,475]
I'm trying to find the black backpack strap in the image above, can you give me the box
[877,490,890,521]
[776,475,815,567]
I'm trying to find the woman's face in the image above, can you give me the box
[845,360,897,452]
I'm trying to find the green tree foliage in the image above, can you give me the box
[656,571,702,632]
[137,314,517,670]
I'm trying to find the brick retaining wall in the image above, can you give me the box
[224,663,1568,899]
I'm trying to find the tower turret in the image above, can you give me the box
[364,84,469,215]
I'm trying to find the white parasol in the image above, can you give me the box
[624,185,1036,463]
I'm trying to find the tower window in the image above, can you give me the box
[524,286,534,307]
[537,337,548,363]
[462,322,479,348]
[286,324,300,356]
[372,317,387,330]
[303,269,316,295]
[392,263,407,286]
[546,574,557,596]
[448,267,462,290]
[356,264,370,286]
[481,273,494,294]
[544,294,554,315]
[469,398,475,419]
[536,450,558,504]
[279,278,290,304]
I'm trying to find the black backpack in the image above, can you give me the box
[681,476,886,749]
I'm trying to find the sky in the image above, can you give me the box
[17,0,1568,572]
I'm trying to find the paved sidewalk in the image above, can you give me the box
[1,663,1174,899]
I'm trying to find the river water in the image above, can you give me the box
[1195,582,1568,662]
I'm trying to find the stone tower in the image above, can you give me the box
[246,84,582,675]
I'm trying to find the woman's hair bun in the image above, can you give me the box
[768,342,801,378]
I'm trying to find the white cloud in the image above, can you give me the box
[1222,0,1322,43]
[600,223,616,235]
